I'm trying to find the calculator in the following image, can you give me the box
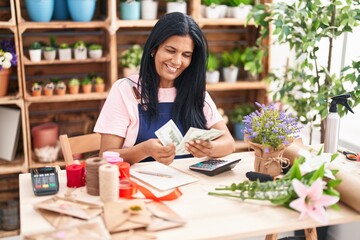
[31,167,59,196]
[189,158,241,176]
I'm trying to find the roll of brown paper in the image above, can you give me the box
[282,138,313,165]
[333,169,360,213]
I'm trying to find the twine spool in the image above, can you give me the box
[66,164,85,188]
[86,157,107,196]
[99,163,119,203]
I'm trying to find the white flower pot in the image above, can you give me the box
[43,50,56,61]
[29,49,42,62]
[232,5,252,20]
[59,48,72,60]
[206,70,220,84]
[166,2,187,14]
[219,5,227,18]
[89,49,103,59]
[74,48,87,60]
[206,5,221,19]
[141,0,158,20]
[200,5,206,17]
[223,66,239,83]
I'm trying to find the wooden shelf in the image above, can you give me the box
[29,160,66,169]
[117,19,158,28]
[25,92,108,103]
[0,156,27,175]
[23,56,110,66]
[0,95,23,104]
[198,18,255,27]
[206,81,268,92]
[0,230,19,238]
[17,21,108,31]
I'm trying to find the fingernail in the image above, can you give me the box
[196,140,201,144]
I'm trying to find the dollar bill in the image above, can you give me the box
[155,120,224,155]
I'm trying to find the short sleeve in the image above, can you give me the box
[203,92,223,128]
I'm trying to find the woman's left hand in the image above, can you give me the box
[185,140,214,158]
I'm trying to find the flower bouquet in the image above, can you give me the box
[243,102,302,176]
[0,39,17,70]
[209,149,341,224]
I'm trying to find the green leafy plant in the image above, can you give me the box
[73,40,86,50]
[202,0,221,7]
[221,48,242,68]
[30,41,42,50]
[95,76,104,85]
[89,44,102,51]
[59,43,70,49]
[56,81,66,90]
[209,149,340,225]
[31,82,42,91]
[68,78,80,86]
[229,103,256,124]
[43,46,56,52]
[241,46,264,76]
[44,81,55,90]
[206,53,220,72]
[119,44,143,69]
[81,77,92,85]
[247,0,360,143]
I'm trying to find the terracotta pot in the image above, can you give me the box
[56,87,66,95]
[69,85,79,94]
[31,123,59,148]
[248,141,290,177]
[82,84,92,93]
[95,83,105,93]
[44,89,54,96]
[32,90,42,96]
[0,68,11,96]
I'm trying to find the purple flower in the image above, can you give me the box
[0,39,17,70]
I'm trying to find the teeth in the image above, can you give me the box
[166,64,177,72]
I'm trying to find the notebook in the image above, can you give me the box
[130,162,199,191]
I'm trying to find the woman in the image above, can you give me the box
[94,12,235,165]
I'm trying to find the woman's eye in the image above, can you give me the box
[183,54,192,58]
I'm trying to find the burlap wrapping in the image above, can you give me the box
[248,141,290,177]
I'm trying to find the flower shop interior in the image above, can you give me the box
[1,0,360,240]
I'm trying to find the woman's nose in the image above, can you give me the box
[171,54,182,66]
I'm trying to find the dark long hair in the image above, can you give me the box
[139,12,209,132]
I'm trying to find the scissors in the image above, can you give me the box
[338,150,359,161]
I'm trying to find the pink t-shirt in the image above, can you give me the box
[94,75,223,149]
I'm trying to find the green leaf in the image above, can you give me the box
[327,179,342,188]
[309,164,325,182]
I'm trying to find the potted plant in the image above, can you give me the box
[31,82,42,96]
[206,53,220,84]
[229,0,253,20]
[229,103,255,140]
[44,81,55,96]
[141,0,158,20]
[43,46,56,61]
[73,40,87,60]
[0,39,17,97]
[248,0,360,143]
[58,43,71,60]
[202,0,221,19]
[68,78,80,94]
[94,76,105,93]
[56,81,67,95]
[29,41,42,62]
[120,0,141,20]
[221,48,242,82]
[166,0,187,14]
[240,46,264,80]
[81,76,92,93]
[119,44,143,77]
[88,44,103,59]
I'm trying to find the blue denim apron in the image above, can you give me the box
[135,103,191,162]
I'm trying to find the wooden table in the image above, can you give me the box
[19,152,360,239]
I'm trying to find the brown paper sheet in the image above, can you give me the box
[333,170,360,213]
[37,209,85,229]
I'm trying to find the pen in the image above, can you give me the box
[136,170,173,178]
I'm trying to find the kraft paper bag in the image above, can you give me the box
[37,208,85,229]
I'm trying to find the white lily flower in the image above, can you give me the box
[298,149,335,179]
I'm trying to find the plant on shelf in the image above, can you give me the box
[240,46,264,80]
[44,81,55,96]
[56,81,67,95]
[119,44,143,77]
[0,39,17,97]
[166,0,187,15]
[88,43,103,59]
[247,0,360,143]
[29,41,42,62]
[206,53,220,84]
[140,0,159,20]
[120,0,141,20]
[202,0,222,19]
[229,103,256,140]
[58,43,71,60]
[73,40,87,60]
[31,82,42,96]
[68,78,80,94]
[81,76,92,93]
[43,36,57,61]
[221,48,242,82]
[94,76,105,93]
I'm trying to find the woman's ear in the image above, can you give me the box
[151,49,157,58]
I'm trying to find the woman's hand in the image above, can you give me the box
[185,140,214,158]
[146,139,176,165]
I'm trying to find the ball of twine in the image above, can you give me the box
[85,157,107,196]
[99,163,119,203]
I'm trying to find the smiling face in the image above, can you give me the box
[153,35,194,88]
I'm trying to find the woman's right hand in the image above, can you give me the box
[146,139,176,165]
